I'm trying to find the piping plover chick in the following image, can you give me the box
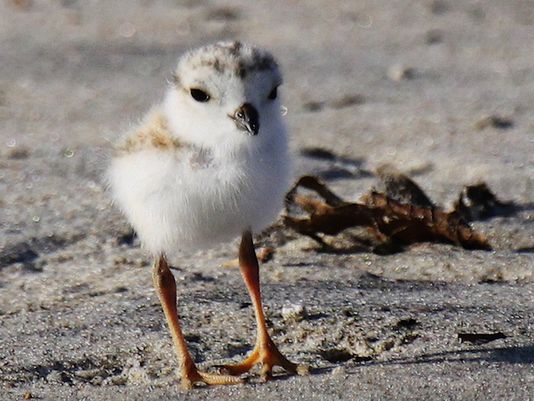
[108,41,305,388]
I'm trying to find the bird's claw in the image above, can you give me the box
[181,368,244,389]
[218,338,308,381]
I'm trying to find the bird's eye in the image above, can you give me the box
[268,86,278,100]
[190,88,210,102]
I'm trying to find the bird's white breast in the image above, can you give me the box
[109,137,290,256]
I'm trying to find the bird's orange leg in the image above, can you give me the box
[152,256,243,389]
[221,231,308,381]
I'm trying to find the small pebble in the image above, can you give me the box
[474,115,513,130]
[282,304,306,322]
[388,64,416,81]
[331,366,346,376]
[74,368,101,380]
[46,371,63,383]
[127,366,149,384]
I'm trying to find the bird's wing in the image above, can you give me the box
[115,107,184,155]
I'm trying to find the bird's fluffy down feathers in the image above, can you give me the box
[108,42,291,256]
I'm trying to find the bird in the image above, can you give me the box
[108,41,306,389]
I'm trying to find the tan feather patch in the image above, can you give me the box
[116,108,182,154]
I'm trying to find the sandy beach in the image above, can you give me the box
[1,1,533,399]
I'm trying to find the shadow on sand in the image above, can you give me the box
[355,344,534,369]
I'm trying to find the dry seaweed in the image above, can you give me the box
[453,182,516,221]
[375,164,434,207]
[363,191,491,250]
[284,175,491,252]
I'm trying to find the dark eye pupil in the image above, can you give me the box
[268,86,278,100]
[190,88,210,102]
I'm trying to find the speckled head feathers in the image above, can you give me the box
[163,41,286,151]
[173,41,281,84]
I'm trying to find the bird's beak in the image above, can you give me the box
[230,103,260,136]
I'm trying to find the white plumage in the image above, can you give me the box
[108,41,291,256]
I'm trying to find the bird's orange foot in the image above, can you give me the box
[181,367,244,390]
[220,338,308,381]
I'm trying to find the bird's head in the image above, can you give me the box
[164,41,285,153]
